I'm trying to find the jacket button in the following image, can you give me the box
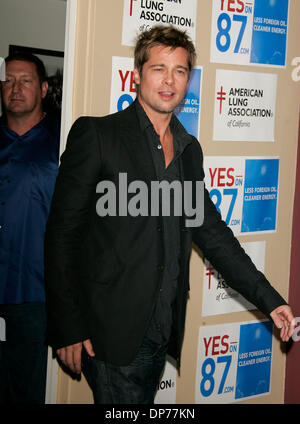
[157,264,164,272]
[157,226,163,232]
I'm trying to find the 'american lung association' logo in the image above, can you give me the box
[216,85,226,114]
[130,0,138,16]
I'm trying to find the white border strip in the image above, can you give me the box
[45,0,78,404]
[59,0,78,155]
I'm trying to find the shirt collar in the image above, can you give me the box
[134,99,193,153]
[0,113,60,140]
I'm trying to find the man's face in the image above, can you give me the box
[1,60,47,117]
[134,45,189,118]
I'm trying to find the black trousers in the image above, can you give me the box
[0,303,48,404]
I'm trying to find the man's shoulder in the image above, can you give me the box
[75,102,136,130]
[42,113,61,139]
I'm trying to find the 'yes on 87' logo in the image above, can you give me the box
[211,0,254,64]
[198,333,238,402]
[197,321,273,403]
[206,166,244,233]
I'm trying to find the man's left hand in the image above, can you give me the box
[270,305,295,342]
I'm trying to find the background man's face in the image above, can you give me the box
[134,45,189,118]
[1,60,47,117]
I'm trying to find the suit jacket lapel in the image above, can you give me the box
[118,102,157,184]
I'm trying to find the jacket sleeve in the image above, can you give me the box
[191,143,287,318]
[44,116,101,349]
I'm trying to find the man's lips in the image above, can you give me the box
[158,91,175,99]
[10,98,25,103]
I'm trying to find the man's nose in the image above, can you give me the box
[11,80,21,93]
[164,70,175,85]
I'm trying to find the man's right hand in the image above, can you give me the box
[56,339,95,374]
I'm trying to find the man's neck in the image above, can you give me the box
[6,110,45,136]
[138,98,172,141]
[152,114,172,142]
[137,97,175,167]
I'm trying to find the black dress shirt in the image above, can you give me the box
[135,101,192,344]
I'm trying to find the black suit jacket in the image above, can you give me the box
[44,101,286,366]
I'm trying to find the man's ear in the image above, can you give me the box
[41,81,48,99]
[133,68,141,86]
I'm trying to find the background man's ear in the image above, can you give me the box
[41,81,48,99]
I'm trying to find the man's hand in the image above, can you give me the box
[56,339,95,374]
[270,305,295,342]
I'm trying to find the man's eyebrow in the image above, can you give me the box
[6,72,34,77]
[150,64,188,70]
[176,65,188,71]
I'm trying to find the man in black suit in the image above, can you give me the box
[45,25,294,404]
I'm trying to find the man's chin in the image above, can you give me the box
[6,105,30,115]
[155,98,185,115]
[154,104,178,114]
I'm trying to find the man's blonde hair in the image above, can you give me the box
[134,25,196,78]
